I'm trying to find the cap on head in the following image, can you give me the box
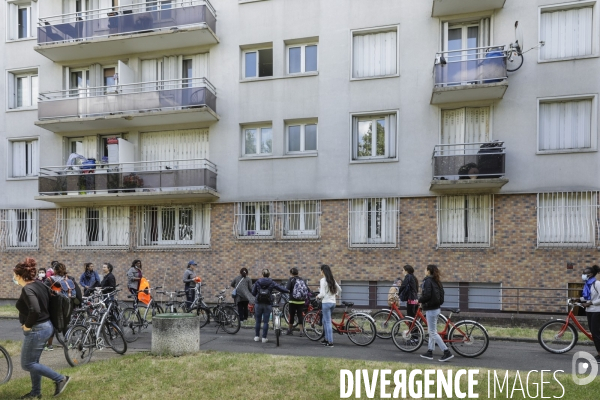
[188,260,197,267]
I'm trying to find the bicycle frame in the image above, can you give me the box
[404,308,473,344]
[562,304,593,341]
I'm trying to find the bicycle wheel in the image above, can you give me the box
[220,306,241,334]
[102,322,127,355]
[197,307,210,328]
[64,326,93,367]
[121,308,142,343]
[283,302,293,327]
[538,320,578,354]
[54,330,66,346]
[346,314,376,346]
[303,310,324,341]
[276,328,281,347]
[372,310,400,339]
[448,321,489,358]
[391,317,424,353]
[0,345,12,385]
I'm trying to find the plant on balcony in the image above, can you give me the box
[123,173,144,189]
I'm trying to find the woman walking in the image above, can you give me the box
[79,262,101,296]
[316,265,342,348]
[231,268,253,322]
[398,265,419,318]
[573,265,600,362]
[419,264,453,362]
[13,257,70,399]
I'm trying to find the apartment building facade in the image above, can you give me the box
[1,0,599,312]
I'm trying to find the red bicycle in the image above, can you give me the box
[372,301,447,339]
[538,300,594,354]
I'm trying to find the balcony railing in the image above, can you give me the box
[37,0,216,45]
[432,142,505,180]
[38,158,217,196]
[434,46,507,87]
[38,77,216,120]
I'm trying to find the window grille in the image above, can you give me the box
[234,202,275,239]
[0,209,38,250]
[283,200,320,239]
[55,207,130,249]
[136,204,210,249]
[348,198,399,248]
[537,191,599,248]
[437,195,493,248]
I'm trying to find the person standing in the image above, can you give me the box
[419,264,453,362]
[398,265,419,318]
[79,263,101,296]
[100,263,116,294]
[573,265,600,362]
[231,268,253,322]
[183,261,198,310]
[13,257,70,399]
[36,268,46,282]
[127,259,143,296]
[388,278,401,308]
[316,265,342,348]
[251,269,289,343]
[286,267,309,337]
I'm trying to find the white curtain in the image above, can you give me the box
[479,18,490,48]
[108,206,129,245]
[352,30,397,78]
[194,205,210,245]
[67,208,86,246]
[350,199,367,245]
[141,59,158,91]
[140,129,210,168]
[12,142,26,177]
[438,196,466,244]
[192,53,209,81]
[466,195,490,243]
[538,192,596,244]
[541,7,593,60]
[163,56,182,89]
[89,63,103,95]
[442,107,490,144]
[539,100,592,150]
[383,198,398,244]
[7,210,18,247]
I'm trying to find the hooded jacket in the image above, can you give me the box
[251,277,289,305]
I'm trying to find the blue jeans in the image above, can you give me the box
[254,303,272,339]
[426,309,448,352]
[322,303,336,343]
[21,320,65,395]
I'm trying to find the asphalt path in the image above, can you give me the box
[0,318,587,374]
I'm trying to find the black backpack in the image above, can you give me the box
[47,286,72,335]
[256,283,271,304]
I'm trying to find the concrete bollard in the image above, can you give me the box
[151,313,200,356]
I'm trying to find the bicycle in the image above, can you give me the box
[159,289,187,313]
[538,300,594,354]
[302,301,377,346]
[272,291,283,346]
[0,344,12,385]
[196,289,241,334]
[120,286,164,343]
[282,292,320,329]
[391,306,489,357]
[372,300,448,340]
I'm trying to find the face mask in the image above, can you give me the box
[38,273,45,279]
[582,274,590,282]
[13,276,20,286]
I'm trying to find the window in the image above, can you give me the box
[11,139,39,178]
[69,69,90,97]
[349,198,399,247]
[537,192,598,247]
[7,71,38,109]
[538,97,595,152]
[136,204,210,248]
[243,48,273,78]
[235,202,274,238]
[540,4,595,61]
[287,122,317,153]
[56,207,130,248]
[103,67,117,94]
[437,195,492,247]
[287,44,318,74]
[242,126,272,156]
[441,107,490,144]
[182,59,193,87]
[352,113,397,160]
[7,2,36,40]
[283,200,320,238]
[441,19,491,85]
[352,27,398,79]
[0,209,38,250]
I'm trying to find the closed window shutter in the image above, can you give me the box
[439,196,466,244]
[108,207,129,246]
[353,31,397,78]
[539,100,592,150]
[67,208,86,246]
[466,195,490,243]
[12,142,26,177]
[541,7,593,60]
[8,3,18,40]
[140,129,210,169]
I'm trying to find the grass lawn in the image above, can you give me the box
[1,340,596,400]
[0,305,18,318]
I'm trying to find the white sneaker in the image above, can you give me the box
[254,336,260,342]
[262,338,268,343]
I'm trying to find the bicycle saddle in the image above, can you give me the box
[341,301,354,307]
[441,308,460,314]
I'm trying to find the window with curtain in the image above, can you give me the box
[11,139,39,178]
[0,209,38,250]
[57,207,130,248]
[540,6,594,61]
[538,192,598,247]
[349,198,399,247]
[352,28,398,78]
[7,71,38,109]
[441,107,490,144]
[539,98,593,151]
[235,202,274,238]
[283,200,320,238]
[140,128,209,169]
[136,204,210,247]
[437,195,492,247]
[352,113,397,160]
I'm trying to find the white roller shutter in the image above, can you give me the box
[541,7,593,60]
[352,30,397,78]
[140,129,210,166]
[539,99,592,150]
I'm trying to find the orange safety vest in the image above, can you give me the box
[138,277,151,305]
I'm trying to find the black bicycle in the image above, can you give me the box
[196,289,240,334]
[120,286,164,342]
[0,344,12,385]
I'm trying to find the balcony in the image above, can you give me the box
[431,0,506,17]
[35,0,217,62]
[35,158,218,205]
[431,46,508,104]
[36,78,218,133]
[430,142,508,193]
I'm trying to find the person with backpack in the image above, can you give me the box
[79,262,101,296]
[13,257,70,399]
[286,267,309,337]
[419,264,453,362]
[231,268,253,322]
[317,265,342,348]
[127,259,143,296]
[44,263,81,351]
[398,265,419,317]
[251,269,289,343]
[572,265,600,362]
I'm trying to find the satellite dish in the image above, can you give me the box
[514,21,524,54]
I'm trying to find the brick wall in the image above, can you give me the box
[1,194,597,312]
